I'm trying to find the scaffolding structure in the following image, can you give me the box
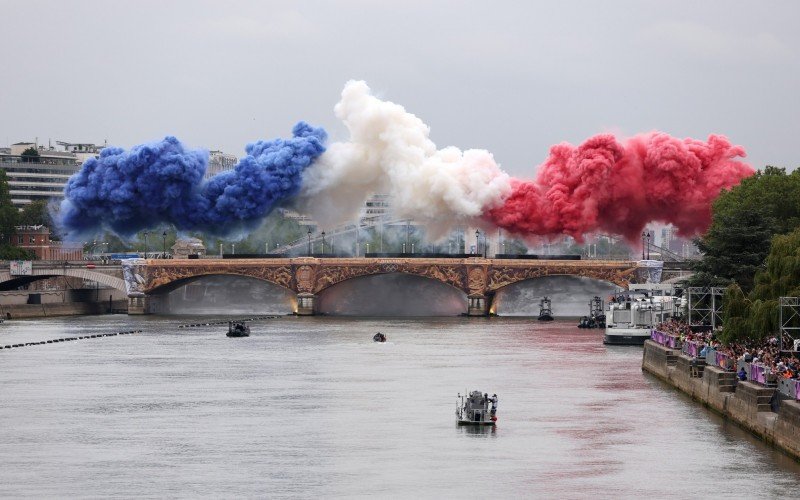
[778,297,800,352]
[686,287,725,329]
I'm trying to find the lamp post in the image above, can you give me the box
[143,230,149,259]
[321,231,326,255]
[475,229,480,256]
[366,243,370,255]
[307,228,312,256]
[162,231,167,257]
[641,230,653,260]
[232,243,235,255]
[406,220,410,251]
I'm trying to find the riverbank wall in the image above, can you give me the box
[0,289,128,319]
[2,301,129,319]
[642,340,800,461]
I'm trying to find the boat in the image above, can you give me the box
[578,296,606,329]
[456,390,498,426]
[537,296,554,321]
[227,321,250,337]
[373,332,387,342]
[603,284,678,345]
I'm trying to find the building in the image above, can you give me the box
[205,150,237,178]
[56,141,105,164]
[11,225,83,260]
[171,238,206,258]
[0,140,103,208]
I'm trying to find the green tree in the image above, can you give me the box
[691,167,800,292]
[18,200,52,227]
[20,147,40,163]
[0,169,19,245]
[719,228,800,343]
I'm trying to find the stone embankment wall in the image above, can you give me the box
[1,300,129,319]
[642,340,800,461]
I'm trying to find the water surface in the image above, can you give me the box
[1,316,799,498]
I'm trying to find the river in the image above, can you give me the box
[1,316,799,498]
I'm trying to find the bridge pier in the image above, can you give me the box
[296,293,316,316]
[467,294,491,317]
[127,296,149,315]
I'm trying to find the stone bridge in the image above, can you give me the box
[125,257,658,316]
[0,262,126,292]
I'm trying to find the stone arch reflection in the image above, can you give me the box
[156,274,296,315]
[492,275,618,317]
[316,272,468,316]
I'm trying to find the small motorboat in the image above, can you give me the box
[456,390,497,426]
[578,296,607,328]
[373,332,387,342]
[227,321,250,337]
[537,296,554,321]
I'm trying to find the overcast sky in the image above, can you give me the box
[1,0,797,176]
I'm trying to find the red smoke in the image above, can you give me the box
[485,132,754,243]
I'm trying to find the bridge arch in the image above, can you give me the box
[315,272,468,316]
[313,262,467,295]
[0,267,127,293]
[489,273,621,294]
[147,271,296,296]
[491,275,619,317]
[486,264,636,292]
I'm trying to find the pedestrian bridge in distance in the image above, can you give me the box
[124,257,657,316]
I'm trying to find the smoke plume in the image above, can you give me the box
[59,122,326,238]
[298,80,512,233]
[485,132,753,242]
[58,80,753,245]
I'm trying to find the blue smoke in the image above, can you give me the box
[59,122,327,239]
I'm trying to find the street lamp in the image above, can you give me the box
[307,227,312,256]
[321,231,326,255]
[641,230,653,260]
[475,229,480,256]
[162,231,167,257]
[143,230,149,259]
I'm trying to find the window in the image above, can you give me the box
[29,236,35,244]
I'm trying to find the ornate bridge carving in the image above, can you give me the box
[140,257,644,296]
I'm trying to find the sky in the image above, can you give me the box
[0,0,798,177]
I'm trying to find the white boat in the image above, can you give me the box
[603,284,678,345]
[456,390,497,426]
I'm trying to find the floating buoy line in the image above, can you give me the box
[1,316,281,350]
[1,330,142,350]
[177,316,279,329]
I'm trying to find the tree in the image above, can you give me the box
[719,228,800,343]
[18,200,52,227]
[0,169,18,245]
[691,167,800,292]
[691,206,774,292]
[20,147,40,163]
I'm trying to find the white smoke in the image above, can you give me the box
[299,81,511,236]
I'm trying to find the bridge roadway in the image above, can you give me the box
[0,257,666,316]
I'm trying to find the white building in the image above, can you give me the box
[205,150,237,178]
[0,142,84,207]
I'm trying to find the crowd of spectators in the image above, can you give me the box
[655,319,800,381]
